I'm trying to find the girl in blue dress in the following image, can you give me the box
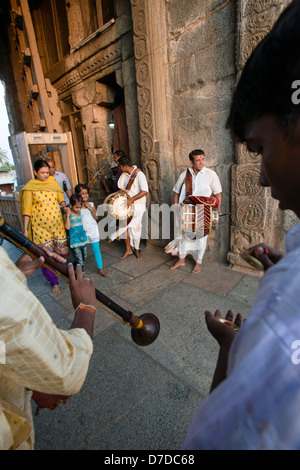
[64,194,88,270]
[75,183,108,277]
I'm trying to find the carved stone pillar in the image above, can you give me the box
[131,0,174,227]
[228,0,289,272]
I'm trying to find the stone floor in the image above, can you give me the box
[3,238,261,450]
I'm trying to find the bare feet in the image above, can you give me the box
[170,259,185,270]
[192,262,202,274]
[52,284,60,294]
[98,268,109,277]
[121,250,133,260]
[131,246,142,259]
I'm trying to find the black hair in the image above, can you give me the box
[118,155,132,166]
[189,149,204,161]
[75,183,89,195]
[114,150,126,158]
[69,194,83,206]
[34,159,50,172]
[227,0,300,142]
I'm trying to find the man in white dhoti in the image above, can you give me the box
[166,149,222,273]
[110,155,148,259]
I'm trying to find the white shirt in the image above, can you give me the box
[53,171,71,205]
[173,167,222,203]
[117,166,149,206]
[80,202,99,243]
[184,223,300,450]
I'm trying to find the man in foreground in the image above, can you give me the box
[184,0,300,450]
[0,246,96,450]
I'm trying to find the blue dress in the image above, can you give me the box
[69,213,87,248]
[69,213,88,268]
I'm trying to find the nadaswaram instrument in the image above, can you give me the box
[0,215,160,346]
[240,252,264,271]
[181,196,219,238]
[104,190,134,221]
[213,317,240,331]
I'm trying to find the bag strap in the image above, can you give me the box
[179,168,193,198]
[126,168,141,191]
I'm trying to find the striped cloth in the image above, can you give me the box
[0,247,93,450]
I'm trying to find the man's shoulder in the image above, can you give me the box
[55,171,65,177]
[178,168,189,178]
[203,167,217,175]
[137,168,146,177]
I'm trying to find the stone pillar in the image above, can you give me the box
[65,0,85,50]
[131,0,174,243]
[228,0,290,272]
[131,1,173,195]
[72,80,115,201]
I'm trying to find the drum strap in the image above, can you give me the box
[183,169,193,198]
[189,195,219,208]
[181,170,219,209]
[126,168,141,192]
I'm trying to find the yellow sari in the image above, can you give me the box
[20,176,69,256]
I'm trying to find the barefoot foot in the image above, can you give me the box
[98,269,109,277]
[170,259,185,270]
[121,250,133,260]
[192,262,202,274]
[52,284,60,294]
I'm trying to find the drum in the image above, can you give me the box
[181,202,219,237]
[104,191,134,221]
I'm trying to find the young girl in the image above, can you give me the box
[64,194,88,270]
[75,184,108,277]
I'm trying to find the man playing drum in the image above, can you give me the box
[110,155,148,259]
[166,149,222,273]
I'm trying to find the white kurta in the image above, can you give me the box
[184,223,300,450]
[81,202,99,243]
[0,247,93,450]
[165,167,222,263]
[110,166,149,250]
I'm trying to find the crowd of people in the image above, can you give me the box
[20,144,221,278]
[2,0,300,450]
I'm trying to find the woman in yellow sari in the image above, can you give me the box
[21,159,69,294]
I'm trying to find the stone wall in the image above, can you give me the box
[166,0,236,260]
[228,0,296,272]
[48,0,140,204]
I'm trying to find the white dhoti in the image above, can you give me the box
[165,235,207,264]
[110,204,145,250]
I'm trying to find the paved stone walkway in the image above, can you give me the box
[3,238,260,450]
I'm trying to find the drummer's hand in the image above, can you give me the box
[205,309,243,350]
[68,263,96,309]
[127,198,133,207]
[245,243,283,271]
